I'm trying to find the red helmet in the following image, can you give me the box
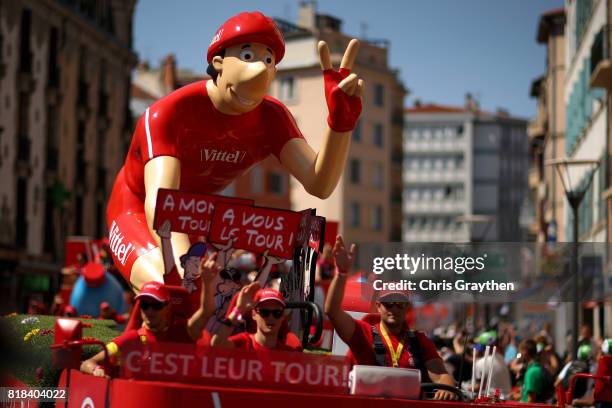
[207,11,285,64]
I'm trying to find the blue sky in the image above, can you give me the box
[134,0,563,119]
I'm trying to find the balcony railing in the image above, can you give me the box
[404,169,465,183]
[403,139,464,152]
[404,199,465,214]
[591,25,612,89]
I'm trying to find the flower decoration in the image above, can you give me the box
[23,329,40,342]
[21,316,40,324]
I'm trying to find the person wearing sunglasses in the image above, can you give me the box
[211,283,302,351]
[81,255,221,377]
[324,235,457,400]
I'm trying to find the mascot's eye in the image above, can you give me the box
[240,50,254,61]
[264,53,274,65]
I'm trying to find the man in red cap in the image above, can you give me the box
[106,11,365,294]
[80,255,221,377]
[211,283,302,351]
[324,236,457,400]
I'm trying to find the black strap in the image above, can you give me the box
[371,326,388,366]
[370,325,427,379]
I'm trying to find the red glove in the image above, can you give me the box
[324,68,362,132]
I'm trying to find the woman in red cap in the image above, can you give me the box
[211,282,302,352]
[106,11,365,295]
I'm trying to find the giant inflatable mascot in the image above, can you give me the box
[107,11,364,291]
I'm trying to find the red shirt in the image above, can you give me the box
[346,320,441,371]
[123,81,304,199]
[229,332,303,352]
[107,326,192,358]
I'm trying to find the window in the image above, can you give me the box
[372,162,383,188]
[267,171,285,194]
[374,83,384,107]
[372,206,383,231]
[373,123,384,147]
[350,202,361,227]
[279,76,295,101]
[250,167,263,194]
[350,159,361,183]
[352,120,361,142]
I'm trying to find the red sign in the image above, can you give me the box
[209,203,302,258]
[153,189,253,236]
[119,343,350,394]
[323,221,339,248]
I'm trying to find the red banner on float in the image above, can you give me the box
[119,342,350,394]
[153,189,253,236]
[209,203,303,259]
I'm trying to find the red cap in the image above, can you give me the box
[100,302,110,310]
[135,281,170,303]
[377,290,410,303]
[82,262,106,288]
[254,288,285,307]
[207,11,285,64]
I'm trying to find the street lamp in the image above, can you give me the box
[545,158,600,357]
[455,214,496,331]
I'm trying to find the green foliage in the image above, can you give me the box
[0,314,121,387]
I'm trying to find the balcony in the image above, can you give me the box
[404,169,466,184]
[404,199,465,214]
[591,25,612,89]
[403,229,468,242]
[403,139,464,153]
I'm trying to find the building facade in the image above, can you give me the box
[528,8,567,244]
[274,2,406,244]
[403,99,528,242]
[0,0,136,312]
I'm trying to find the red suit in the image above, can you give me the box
[107,81,304,280]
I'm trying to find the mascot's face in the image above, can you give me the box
[212,42,276,114]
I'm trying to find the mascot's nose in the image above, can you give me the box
[236,61,270,96]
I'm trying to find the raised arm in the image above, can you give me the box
[144,157,191,275]
[211,282,261,348]
[156,220,175,275]
[280,40,364,199]
[187,253,222,340]
[324,236,357,343]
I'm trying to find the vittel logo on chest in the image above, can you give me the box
[201,149,246,163]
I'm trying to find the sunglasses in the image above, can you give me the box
[382,302,407,310]
[256,308,284,319]
[140,301,166,311]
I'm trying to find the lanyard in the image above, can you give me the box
[379,323,405,367]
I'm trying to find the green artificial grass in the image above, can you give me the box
[0,314,122,387]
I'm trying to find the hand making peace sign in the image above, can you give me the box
[318,39,364,133]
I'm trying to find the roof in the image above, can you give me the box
[131,84,156,100]
[537,8,566,43]
[404,104,466,114]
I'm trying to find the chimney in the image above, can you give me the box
[464,93,479,112]
[162,54,176,94]
[298,1,317,30]
[496,108,509,118]
[414,98,422,107]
